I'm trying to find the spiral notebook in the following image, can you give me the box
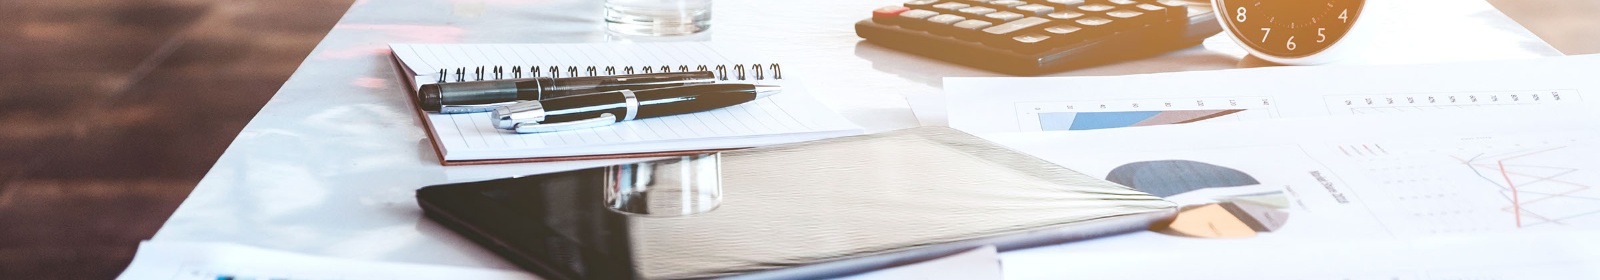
[388,42,862,165]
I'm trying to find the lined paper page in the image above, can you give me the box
[389,43,860,161]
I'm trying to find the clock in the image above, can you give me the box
[1213,0,1369,65]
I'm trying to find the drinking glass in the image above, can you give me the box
[604,0,712,36]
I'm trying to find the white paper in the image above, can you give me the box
[947,54,1600,134]
[117,241,537,280]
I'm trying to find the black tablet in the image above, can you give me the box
[417,127,1174,279]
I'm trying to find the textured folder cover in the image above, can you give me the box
[417,127,1176,279]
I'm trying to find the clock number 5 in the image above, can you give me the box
[1236,7,1247,22]
[1317,28,1326,43]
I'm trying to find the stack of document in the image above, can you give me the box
[943,54,1600,279]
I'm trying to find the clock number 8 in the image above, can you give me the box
[1236,7,1247,22]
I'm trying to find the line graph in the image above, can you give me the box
[1454,146,1600,228]
[1497,160,1521,228]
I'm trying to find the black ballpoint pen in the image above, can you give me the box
[490,84,781,133]
[419,71,718,113]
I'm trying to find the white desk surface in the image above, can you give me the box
[153,0,1562,275]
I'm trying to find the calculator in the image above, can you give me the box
[855,0,1221,75]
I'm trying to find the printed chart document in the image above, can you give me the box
[947,54,1600,134]
[389,42,861,164]
[970,106,1600,279]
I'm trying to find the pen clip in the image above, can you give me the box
[440,101,519,114]
[513,113,617,134]
[492,100,548,129]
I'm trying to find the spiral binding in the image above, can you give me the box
[435,63,782,83]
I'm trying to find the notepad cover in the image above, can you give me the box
[416,127,1177,279]
[388,43,862,165]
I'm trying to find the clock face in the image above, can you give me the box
[1215,0,1365,59]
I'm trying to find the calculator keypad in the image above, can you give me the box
[856,0,1219,74]
[870,0,1193,54]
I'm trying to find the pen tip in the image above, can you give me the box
[754,84,782,99]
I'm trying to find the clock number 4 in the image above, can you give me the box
[1339,9,1348,23]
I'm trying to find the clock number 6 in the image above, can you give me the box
[1236,7,1247,22]
[1286,36,1296,50]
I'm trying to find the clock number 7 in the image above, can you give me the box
[1260,28,1270,43]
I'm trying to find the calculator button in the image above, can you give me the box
[1100,12,1152,29]
[904,0,940,9]
[981,16,1049,35]
[957,6,998,16]
[1045,0,1086,6]
[987,0,1027,7]
[1093,0,1139,6]
[1109,9,1160,28]
[984,11,1025,22]
[1132,4,1165,16]
[953,19,995,30]
[1008,33,1058,52]
[1012,33,1051,44]
[1046,11,1084,20]
[1135,3,1187,21]
[899,9,940,20]
[1077,4,1115,12]
[1042,24,1083,35]
[1153,0,1191,9]
[927,14,968,25]
[1155,0,1193,18]
[952,19,997,39]
[1104,9,1145,20]
[872,6,912,23]
[1074,16,1113,27]
[931,2,971,11]
[1012,4,1056,16]
[1041,24,1089,43]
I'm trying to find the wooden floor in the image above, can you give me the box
[0,0,1594,279]
[0,0,354,278]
